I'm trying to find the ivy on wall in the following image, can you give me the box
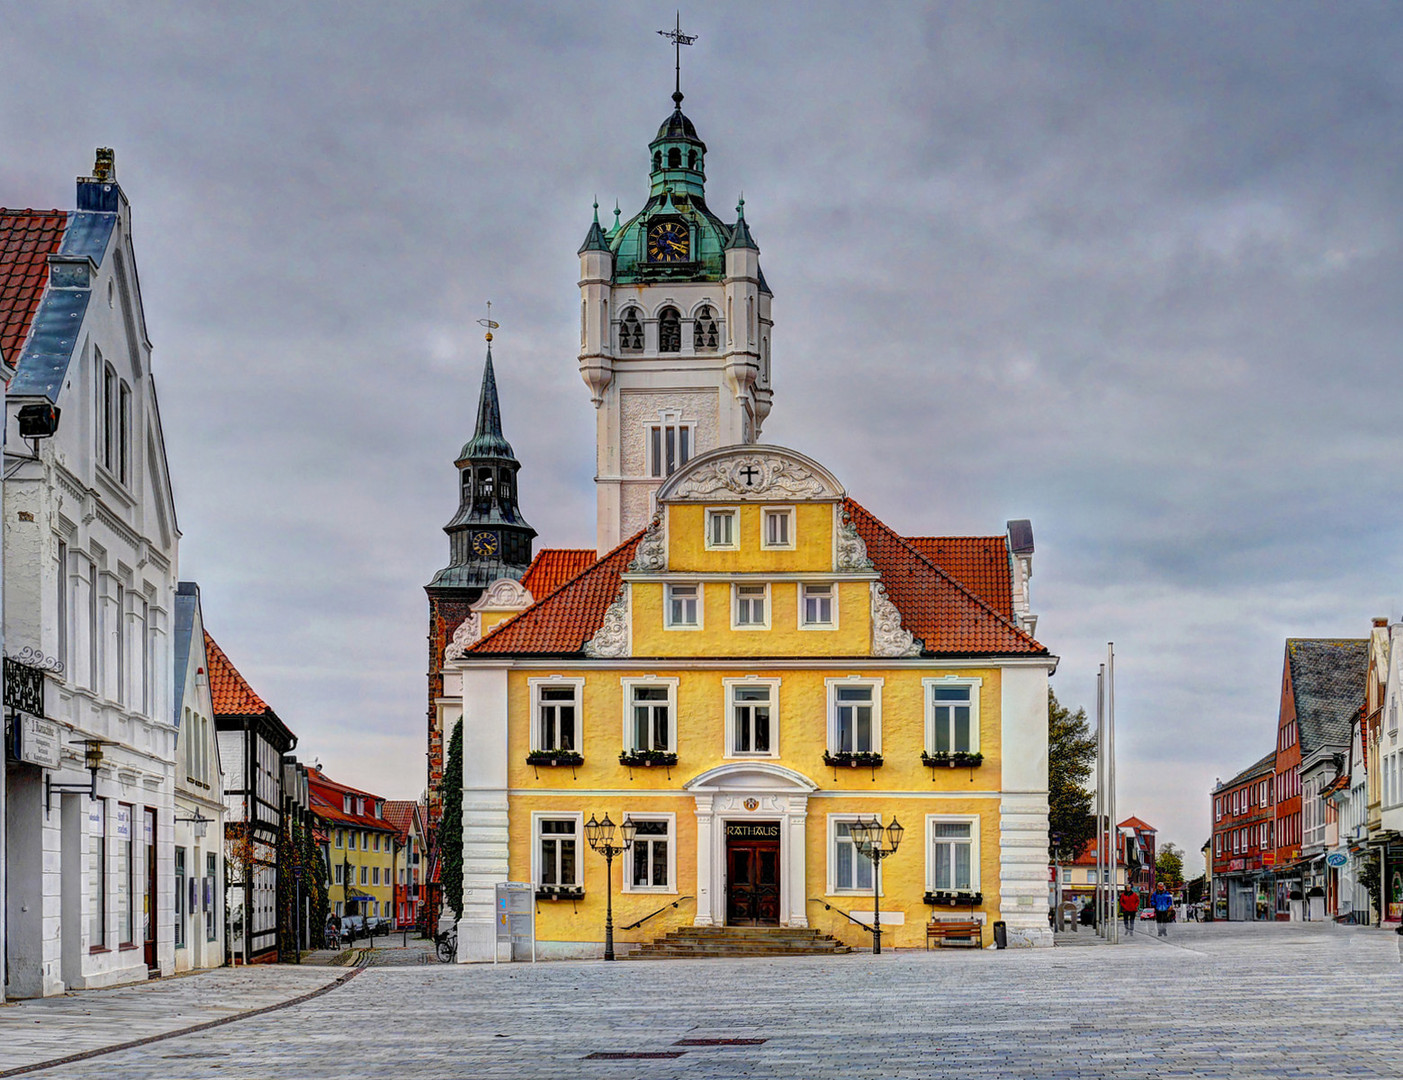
[437,720,464,920]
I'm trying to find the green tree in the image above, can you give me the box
[1156,842,1184,890]
[437,719,464,920]
[1048,689,1096,864]
[1357,850,1381,922]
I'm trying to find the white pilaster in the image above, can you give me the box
[456,664,511,962]
[693,794,715,925]
[786,805,809,928]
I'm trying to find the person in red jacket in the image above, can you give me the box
[1118,889,1141,934]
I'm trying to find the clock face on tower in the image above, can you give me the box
[647,220,690,263]
[471,531,499,557]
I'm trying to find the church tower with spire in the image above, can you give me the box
[424,337,535,821]
[579,71,774,555]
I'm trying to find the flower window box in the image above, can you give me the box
[618,750,678,768]
[535,884,585,901]
[924,890,983,908]
[526,749,584,768]
[921,751,983,769]
[823,751,884,768]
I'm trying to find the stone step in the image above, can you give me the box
[628,925,855,959]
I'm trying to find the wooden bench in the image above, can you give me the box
[926,920,983,949]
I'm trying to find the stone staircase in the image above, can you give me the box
[625,926,854,960]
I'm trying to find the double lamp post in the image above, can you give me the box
[584,812,636,961]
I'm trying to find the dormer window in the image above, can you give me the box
[694,306,719,351]
[620,309,644,352]
[375,801,384,819]
[343,794,351,813]
[658,307,682,353]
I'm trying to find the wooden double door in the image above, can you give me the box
[726,822,781,926]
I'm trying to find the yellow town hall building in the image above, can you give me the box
[433,81,1057,958]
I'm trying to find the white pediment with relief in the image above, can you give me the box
[657,445,844,503]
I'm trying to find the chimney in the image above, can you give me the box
[1373,617,1388,628]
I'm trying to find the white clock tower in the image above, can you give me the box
[578,84,773,555]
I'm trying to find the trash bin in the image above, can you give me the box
[993,920,1007,949]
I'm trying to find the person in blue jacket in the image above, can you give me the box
[1152,884,1174,937]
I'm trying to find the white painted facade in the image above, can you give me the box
[171,584,225,971]
[580,215,773,556]
[3,160,180,996]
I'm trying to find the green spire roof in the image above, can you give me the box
[725,197,758,251]
[578,199,610,254]
[458,346,515,461]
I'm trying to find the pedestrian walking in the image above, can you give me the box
[1152,884,1173,937]
[1118,889,1140,934]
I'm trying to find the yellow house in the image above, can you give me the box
[311,769,398,927]
[444,445,1056,958]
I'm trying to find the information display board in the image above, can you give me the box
[494,882,536,963]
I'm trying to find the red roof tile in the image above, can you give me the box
[308,768,399,833]
[903,536,1013,618]
[521,548,597,600]
[204,631,274,717]
[0,210,66,366]
[844,499,1045,656]
[469,533,643,655]
[1118,816,1156,832]
[383,799,419,840]
[465,501,1046,659]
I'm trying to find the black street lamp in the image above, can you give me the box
[849,816,904,955]
[584,813,636,961]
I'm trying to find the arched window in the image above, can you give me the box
[667,147,682,169]
[653,151,662,171]
[693,305,719,350]
[461,470,471,503]
[498,471,512,504]
[620,309,644,351]
[658,307,682,353]
[687,149,697,169]
[476,468,494,509]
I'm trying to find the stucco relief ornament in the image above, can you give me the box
[478,578,532,609]
[836,516,873,572]
[584,584,631,659]
[870,582,922,658]
[628,512,667,573]
[673,454,830,500]
[443,613,483,662]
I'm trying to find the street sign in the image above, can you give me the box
[11,714,61,768]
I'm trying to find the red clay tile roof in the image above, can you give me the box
[903,536,1013,618]
[522,548,597,600]
[844,499,1045,656]
[383,799,418,840]
[464,500,1045,659]
[469,533,644,655]
[1117,816,1157,832]
[0,210,66,365]
[204,631,274,717]
[308,767,398,833]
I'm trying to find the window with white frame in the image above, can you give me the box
[625,679,676,752]
[626,817,673,891]
[666,583,700,628]
[531,679,582,752]
[761,507,794,549]
[925,678,981,754]
[733,583,769,628]
[828,680,881,754]
[727,680,777,756]
[928,818,977,892]
[535,816,580,887]
[649,416,692,478]
[800,583,834,627]
[1087,868,1098,884]
[706,508,737,550]
[830,818,874,892]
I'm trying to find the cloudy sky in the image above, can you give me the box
[6,2,1401,873]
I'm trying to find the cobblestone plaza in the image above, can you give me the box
[5,923,1402,1079]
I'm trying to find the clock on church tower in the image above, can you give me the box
[576,39,776,555]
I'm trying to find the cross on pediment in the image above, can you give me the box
[739,464,761,486]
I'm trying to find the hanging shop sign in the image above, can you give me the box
[9,714,61,769]
[1326,851,1349,868]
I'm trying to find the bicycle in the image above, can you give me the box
[435,925,457,963]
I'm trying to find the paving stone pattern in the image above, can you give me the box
[11,922,1403,1079]
[0,965,348,1075]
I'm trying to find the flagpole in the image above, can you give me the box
[1108,643,1118,944]
[1095,664,1105,938]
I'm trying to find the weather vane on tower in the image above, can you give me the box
[657,12,697,105]
[477,300,499,343]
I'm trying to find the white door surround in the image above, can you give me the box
[684,762,817,928]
